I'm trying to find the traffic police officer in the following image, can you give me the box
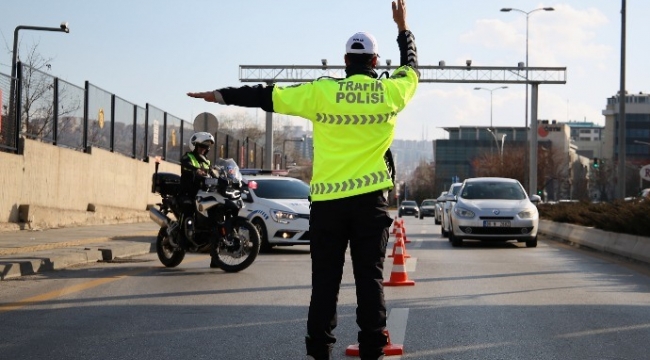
[188,1,418,357]
[180,132,220,268]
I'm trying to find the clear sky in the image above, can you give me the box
[1,1,645,141]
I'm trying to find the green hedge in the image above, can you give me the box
[537,200,650,237]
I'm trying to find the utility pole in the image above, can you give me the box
[617,0,627,199]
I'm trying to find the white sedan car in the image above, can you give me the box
[241,174,311,252]
[448,177,541,248]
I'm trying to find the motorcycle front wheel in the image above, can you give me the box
[213,218,260,272]
[156,227,185,267]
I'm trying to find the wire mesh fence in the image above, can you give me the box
[0,63,266,167]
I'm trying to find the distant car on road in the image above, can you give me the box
[441,183,463,237]
[398,200,419,218]
[448,177,541,248]
[419,199,437,219]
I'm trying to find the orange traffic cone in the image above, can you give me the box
[388,227,410,258]
[345,329,404,357]
[398,219,411,243]
[402,228,411,244]
[391,216,398,235]
[384,238,415,286]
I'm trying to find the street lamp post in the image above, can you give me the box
[282,137,305,169]
[486,127,507,161]
[474,86,508,129]
[9,22,70,142]
[501,7,554,191]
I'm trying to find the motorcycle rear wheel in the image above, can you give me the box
[156,227,185,267]
[213,218,260,272]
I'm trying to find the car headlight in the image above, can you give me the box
[270,209,298,223]
[453,207,475,218]
[518,209,537,219]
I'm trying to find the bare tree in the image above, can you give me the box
[14,42,81,145]
[406,159,436,203]
[471,144,526,183]
[590,160,614,202]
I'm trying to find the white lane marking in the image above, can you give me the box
[387,308,409,360]
[405,257,417,272]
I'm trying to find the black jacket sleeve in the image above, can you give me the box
[397,30,418,69]
[217,84,276,112]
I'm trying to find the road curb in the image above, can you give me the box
[0,236,157,280]
[539,220,650,265]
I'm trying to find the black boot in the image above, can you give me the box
[209,237,220,268]
[305,335,333,360]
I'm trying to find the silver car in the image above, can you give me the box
[440,183,463,237]
[419,199,437,219]
[448,177,541,248]
[434,191,447,225]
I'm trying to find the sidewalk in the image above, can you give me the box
[0,222,160,280]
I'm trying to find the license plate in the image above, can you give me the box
[483,221,511,227]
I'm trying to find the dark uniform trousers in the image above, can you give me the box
[306,190,393,360]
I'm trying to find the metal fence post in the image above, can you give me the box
[110,94,115,152]
[132,104,137,158]
[14,63,23,154]
[53,77,59,145]
[179,120,184,164]
[162,112,167,160]
[144,103,149,161]
[83,81,89,152]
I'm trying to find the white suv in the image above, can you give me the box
[241,173,311,252]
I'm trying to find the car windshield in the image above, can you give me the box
[421,200,435,206]
[401,201,417,206]
[450,185,462,195]
[250,179,310,199]
[461,182,527,200]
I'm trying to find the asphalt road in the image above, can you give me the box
[2,215,650,360]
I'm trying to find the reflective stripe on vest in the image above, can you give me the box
[310,170,389,196]
[314,112,397,125]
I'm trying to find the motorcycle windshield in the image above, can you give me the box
[214,158,242,182]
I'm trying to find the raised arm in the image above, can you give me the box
[392,0,418,69]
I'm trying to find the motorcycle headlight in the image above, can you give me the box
[270,209,298,223]
[454,207,475,218]
[518,209,537,219]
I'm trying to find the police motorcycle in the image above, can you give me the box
[150,158,260,271]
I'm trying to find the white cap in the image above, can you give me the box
[345,31,379,55]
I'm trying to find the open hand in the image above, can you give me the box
[392,0,408,31]
[187,91,217,102]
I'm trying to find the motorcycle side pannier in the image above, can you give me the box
[152,172,181,195]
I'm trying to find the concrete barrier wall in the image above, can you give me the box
[539,219,650,265]
[0,139,180,229]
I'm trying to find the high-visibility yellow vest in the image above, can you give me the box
[272,66,419,201]
[187,153,211,170]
